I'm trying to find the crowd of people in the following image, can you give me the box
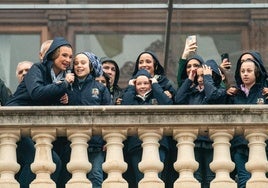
[1,36,268,188]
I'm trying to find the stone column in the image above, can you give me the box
[138,128,164,188]
[245,129,268,188]
[102,129,128,188]
[66,129,92,188]
[209,129,236,188]
[173,128,200,188]
[0,129,20,188]
[30,128,57,188]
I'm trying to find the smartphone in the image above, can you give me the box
[186,35,197,45]
[221,53,229,61]
[221,53,230,69]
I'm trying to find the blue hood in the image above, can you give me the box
[204,59,222,86]
[100,57,120,87]
[42,37,72,67]
[133,69,152,79]
[181,54,205,81]
[235,51,268,86]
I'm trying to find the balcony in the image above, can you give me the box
[0,105,268,188]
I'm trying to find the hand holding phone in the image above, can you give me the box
[186,35,197,46]
[221,53,231,69]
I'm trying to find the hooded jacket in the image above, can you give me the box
[68,52,111,148]
[175,55,206,104]
[175,58,226,104]
[6,37,71,106]
[235,51,267,87]
[229,51,268,148]
[228,51,268,105]
[124,53,174,152]
[122,69,173,105]
[131,51,176,101]
[100,57,123,104]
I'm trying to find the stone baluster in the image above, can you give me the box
[0,129,20,188]
[66,129,92,188]
[138,128,164,188]
[30,128,57,188]
[245,129,268,188]
[173,128,200,188]
[102,129,128,188]
[209,129,236,188]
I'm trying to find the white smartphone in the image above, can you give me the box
[186,35,197,45]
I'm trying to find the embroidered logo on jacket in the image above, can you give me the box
[92,88,99,98]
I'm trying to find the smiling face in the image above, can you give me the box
[52,46,73,75]
[135,75,152,96]
[138,53,155,76]
[240,61,256,88]
[73,53,91,79]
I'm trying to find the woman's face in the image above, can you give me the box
[138,53,155,76]
[240,61,256,88]
[186,59,200,76]
[53,46,73,75]
[73,53,91,79]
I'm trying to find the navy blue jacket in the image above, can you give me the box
[175,59,226,105]
[175,59,226,146]
[122,83,173,105]
[228,51,268,148]
[122,79,173,152]
[68,75,111,106]
[6,37,71,106]
[68,74,111,148]
[130,51,176,101]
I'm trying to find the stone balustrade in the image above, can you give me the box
[0,105,268,188]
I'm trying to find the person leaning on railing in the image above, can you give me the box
[5,37,74,188]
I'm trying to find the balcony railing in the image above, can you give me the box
[0,105,268,188]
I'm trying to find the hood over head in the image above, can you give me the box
[133,69,152,79]
[77,51,103,78]
[235,51,268,86]
[132,51,165,77]
[42,37,72,67]
[181,54,205,81]
[204,59,222,86]
[100,57,120,86]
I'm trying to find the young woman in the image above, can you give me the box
[228,51,268,188]
[57,51,111,188]
[175,58,226,188]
